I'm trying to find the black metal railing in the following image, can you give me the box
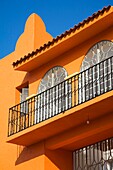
[8,56,113,136]
[73,137,113,170]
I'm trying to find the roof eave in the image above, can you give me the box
[13,6,113,72]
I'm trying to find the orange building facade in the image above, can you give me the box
[0,5,113,170]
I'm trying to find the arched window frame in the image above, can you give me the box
[35,66,72,123]
[80,40,113,72]
[79,40,113,104]
[38,66,68,93]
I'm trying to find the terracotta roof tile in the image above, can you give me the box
[13,5,111,67]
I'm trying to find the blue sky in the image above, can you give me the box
[0,0,113,59]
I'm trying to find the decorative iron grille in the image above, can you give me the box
[8,56,113,136]
[73,137,113,170]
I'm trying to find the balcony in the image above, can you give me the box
[7,56,113,146]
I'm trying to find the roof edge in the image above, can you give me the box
[13,5,112,68]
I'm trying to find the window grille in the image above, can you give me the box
[73,138,113,170]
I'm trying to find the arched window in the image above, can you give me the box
[38,66,68,93]
[35,66,70,123]
[79,40,113,103]
[81,40,113,71]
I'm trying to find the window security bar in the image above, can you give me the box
[73,137,113,170]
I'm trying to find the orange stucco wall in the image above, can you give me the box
[0,9,113,170]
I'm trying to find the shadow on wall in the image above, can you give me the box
[15,142,44,165]
[16,144,73,170]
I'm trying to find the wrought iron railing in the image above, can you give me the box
[73,137,113,170]
[8,56,113,136]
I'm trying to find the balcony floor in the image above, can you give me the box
[7,90,113,148]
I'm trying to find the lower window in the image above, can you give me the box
[73,137,113,170]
